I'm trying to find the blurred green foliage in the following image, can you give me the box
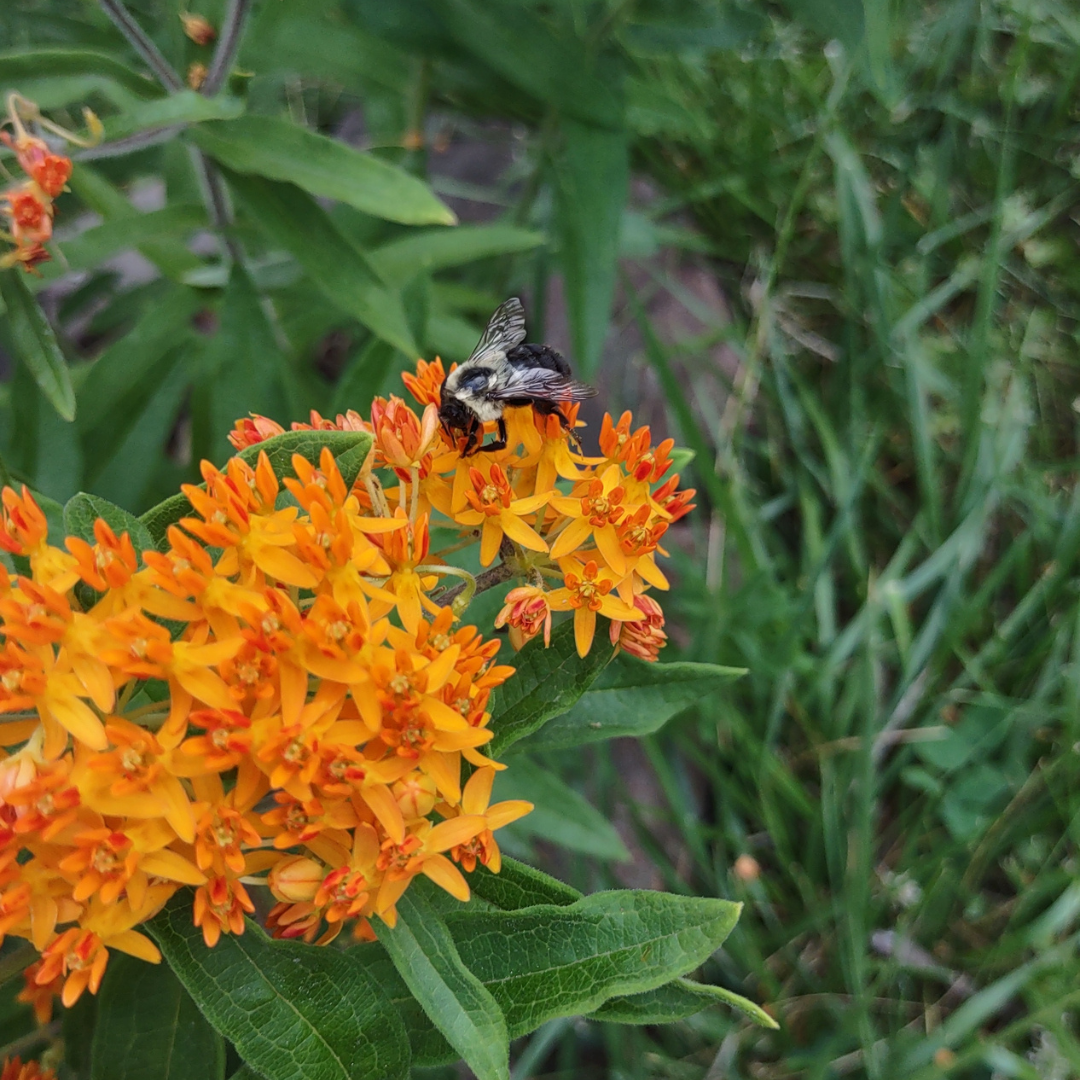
[3,0,1080,1076]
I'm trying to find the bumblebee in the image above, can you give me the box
[439,297,597,456]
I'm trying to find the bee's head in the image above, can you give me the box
[438,392,472,438]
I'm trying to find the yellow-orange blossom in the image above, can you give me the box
[0,354,691,1016]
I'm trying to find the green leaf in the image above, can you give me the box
[468,856,581,911]
[149,892,411,1080]
[190,265,288,464]
[517,656,746,752]
[0,269,76,421]
[0,47,163,99]
[493,760,631,861]
[352,888,743,1065]
[191,117,454,226]
[77,286,202,476]
[53,205,208,274]
[67,166,202,279]
[91,952,227,1080]
[487,618,615,757]
[369,225,545,286]
[552,120,629,374]
[63,492,156,556]
[225,172,418,356]
[101,91,244,142]
[138,429,373,549]
[434,0,625,130]
[376,891,510,1080]
[590,977,778,1029]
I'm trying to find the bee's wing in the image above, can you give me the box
[468,297,527,365]
[490,368,598,402]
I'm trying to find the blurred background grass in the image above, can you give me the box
[4,0,1080,1076]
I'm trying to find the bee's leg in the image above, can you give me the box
[462,418,481,457]
[553,406,583,450]
[484,416,508,453]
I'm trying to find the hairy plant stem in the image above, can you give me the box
[436,561,517,611]
[98,0,182,91]
[203,0,253,97]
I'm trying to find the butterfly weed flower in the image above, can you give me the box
[0,329,692,1010]
[1,93,98,274]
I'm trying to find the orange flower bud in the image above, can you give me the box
[187,61,208,90]
[180,12,216,45]
[393,773,437,819]
[268,855,324,903]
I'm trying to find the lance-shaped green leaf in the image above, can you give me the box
[225,172,417,356]
[138,429,373,549]
[487,618,615,756]
[90,953,226,1080]
[369,225,545,286]
[0,269,76,421]
[63,492,156,557]
[76,285,201,440]
[149,893,411,1080]
[48,205,208,274]
[515,656,747,752]
[67,166,202,279]
[101,90,244,143]
[351,888,742,1065]
[590,977,778,1029]
[552,120,629,374]
[0,47,164,99]
[191,117,454,226]
[376,891,509,1080]
[492,761,630,861]
[468,856,580,911]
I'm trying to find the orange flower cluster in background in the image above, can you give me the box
[0,1058,54,1080]
[0,441,530,1012]
[0,94,87,274]
[232,357,693,660]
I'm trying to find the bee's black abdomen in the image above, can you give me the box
[506,343,571,377]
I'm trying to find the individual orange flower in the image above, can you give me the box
[193,875,255,947]
[371,396,440,476]
[3,187,52,245]
[65,518,139,592]
[494,586,552,650]
[549,463,630,573]
[17,960,62,1025]
[1,130,72,198]
[227,414,286,450]
[547,559,643,657]
[401,357,446,407]
[36,924,160,1007]
[449,767,531,873]
[455,464,549,566]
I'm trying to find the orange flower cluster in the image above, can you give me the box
[0,1058,54,1080]
[1,95,75,274]
[231,357,693,660]
[0,441,530,1012]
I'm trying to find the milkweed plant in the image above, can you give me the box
[0,86,769,1080]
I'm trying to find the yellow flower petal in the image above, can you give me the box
[107,929,162,964]
[485,799,533,830]
[421,853,469,901]
[140,849,206,886]
[499,513,548,553]
[574,606,597,658]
